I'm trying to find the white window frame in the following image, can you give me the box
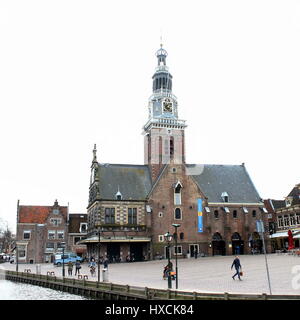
[18,244,27,260]
[23,230,31,240]
[57,230,64,240]
[158,235,164,242]
[174,245,183,255]
[278,216,283,227]
[80,223,88,233]
[48,230,56,240]
[158,212,163,218]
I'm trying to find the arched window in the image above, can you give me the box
[214,210,219,219]
[175,208,182,220]
[233,210,237,219]
[170,137,174,158]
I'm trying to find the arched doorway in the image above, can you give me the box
[249,232,263,254]
[212,232,226,256]
[231,232,244,255]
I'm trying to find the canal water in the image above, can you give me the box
[0,279,88,300]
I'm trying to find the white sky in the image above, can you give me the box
[1,0,300,233]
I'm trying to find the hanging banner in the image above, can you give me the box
[198,199,203,232]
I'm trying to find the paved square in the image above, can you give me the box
[3,254,300,295]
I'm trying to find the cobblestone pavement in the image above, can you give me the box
[2,254,300,295]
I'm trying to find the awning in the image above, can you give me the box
[270,230,300,239]
[78,236,151,244]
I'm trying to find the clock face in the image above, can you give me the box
[163,98,173,113]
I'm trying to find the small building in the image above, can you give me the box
[68,213,88,258]
[16,200,69,263]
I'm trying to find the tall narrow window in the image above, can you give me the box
[128,208,137,224]
[252,210,256,218]
[174,182,182,205]
[170,137,174,158]
[233,210,237,219]
[105,208,115,224]
[174,208,182,220]
[214,210,219,219]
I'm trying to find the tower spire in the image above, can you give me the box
[93,144,97,163]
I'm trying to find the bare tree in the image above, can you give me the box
[0,218,15,254]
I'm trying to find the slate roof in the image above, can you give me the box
[97,163,262,204]
[186,164,262,203]
[98,164,152,201]
[288,184,300,205]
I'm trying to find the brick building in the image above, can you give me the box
[268,184,300,250]
[82,45,271,261]
[68,213,88,258]
[16,200,87,263]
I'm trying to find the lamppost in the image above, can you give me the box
[61,242,66,278]
[172,223,181,289]
[97,227,101,283]
[164,231,173,289]
[16,243,19,273]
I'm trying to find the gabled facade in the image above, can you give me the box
[16,200,68,263]
[269,183,300,250]
[83,45,271,261]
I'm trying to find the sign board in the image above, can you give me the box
[256,220,265,233]
[197,199,203,233]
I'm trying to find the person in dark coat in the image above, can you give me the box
[231,256,242,280]
[75,260,81,276]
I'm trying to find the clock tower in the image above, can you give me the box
[143,45,187,181]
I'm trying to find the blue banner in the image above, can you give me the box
[198,199,203,233]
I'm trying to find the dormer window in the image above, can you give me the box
[115,187,122,201]
[285,197,292,207]
[221,192,229,203]
[80,223,88,233]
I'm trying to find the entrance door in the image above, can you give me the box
[107,243,120,262]
[212,232,226,256]
[130,243,144,262]
[189,244,199,257]
[231,232,244,255]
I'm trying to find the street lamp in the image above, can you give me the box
[172,223,181,289]
[97,227,101,283]
[16,243,19,273]
[164,231,173,289]
[61,242,66,278]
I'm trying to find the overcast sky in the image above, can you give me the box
[1,0,300,233]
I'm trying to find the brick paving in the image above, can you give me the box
[2,254,300,295]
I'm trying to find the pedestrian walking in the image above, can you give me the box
[75,260,81,276]
[67,261,73,276]
[103,257,109,270]
[231,256,242,281]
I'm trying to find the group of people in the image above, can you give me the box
[65,256,109,277]
[67,260,82,276]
